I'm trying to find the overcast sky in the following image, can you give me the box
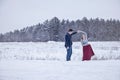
[0,0,120,33]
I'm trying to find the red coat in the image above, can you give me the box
[82,44,94,61]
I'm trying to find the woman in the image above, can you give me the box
[80,31,94,61]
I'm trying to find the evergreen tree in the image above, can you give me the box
[0,17,120,42]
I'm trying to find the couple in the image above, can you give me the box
[65,29,94,61]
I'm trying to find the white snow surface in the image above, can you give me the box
[0,41,120,80]
[0,41,120,60]
[0,60,120,80]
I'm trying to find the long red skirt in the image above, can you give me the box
[82,44,95,61]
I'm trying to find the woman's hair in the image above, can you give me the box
[81,34,86,40]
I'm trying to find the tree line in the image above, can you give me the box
[0,17,120,42]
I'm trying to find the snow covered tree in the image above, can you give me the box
[0,17,120,42]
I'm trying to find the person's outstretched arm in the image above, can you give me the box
[71,30,81,35]
[71,32,77,35]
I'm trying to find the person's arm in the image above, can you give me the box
[71,30,81,35]
[71,32,77,35]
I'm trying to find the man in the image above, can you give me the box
[65,29,80,61]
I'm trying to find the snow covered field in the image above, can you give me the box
[0,42,120,80]
[0,60,120,80]
[0,41,120,60]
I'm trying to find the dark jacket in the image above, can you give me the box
[65,32,77,48]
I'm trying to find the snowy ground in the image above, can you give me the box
[0,42,120,80]
[0,60,120,80]
[0,41,120,60]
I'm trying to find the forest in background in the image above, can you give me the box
[0,17,120,42]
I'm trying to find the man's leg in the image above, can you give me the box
[66,47,72,61]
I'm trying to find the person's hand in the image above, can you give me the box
[77,30,80,33]
[66,47,69,50]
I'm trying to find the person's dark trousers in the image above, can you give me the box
[66,46,72,61]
